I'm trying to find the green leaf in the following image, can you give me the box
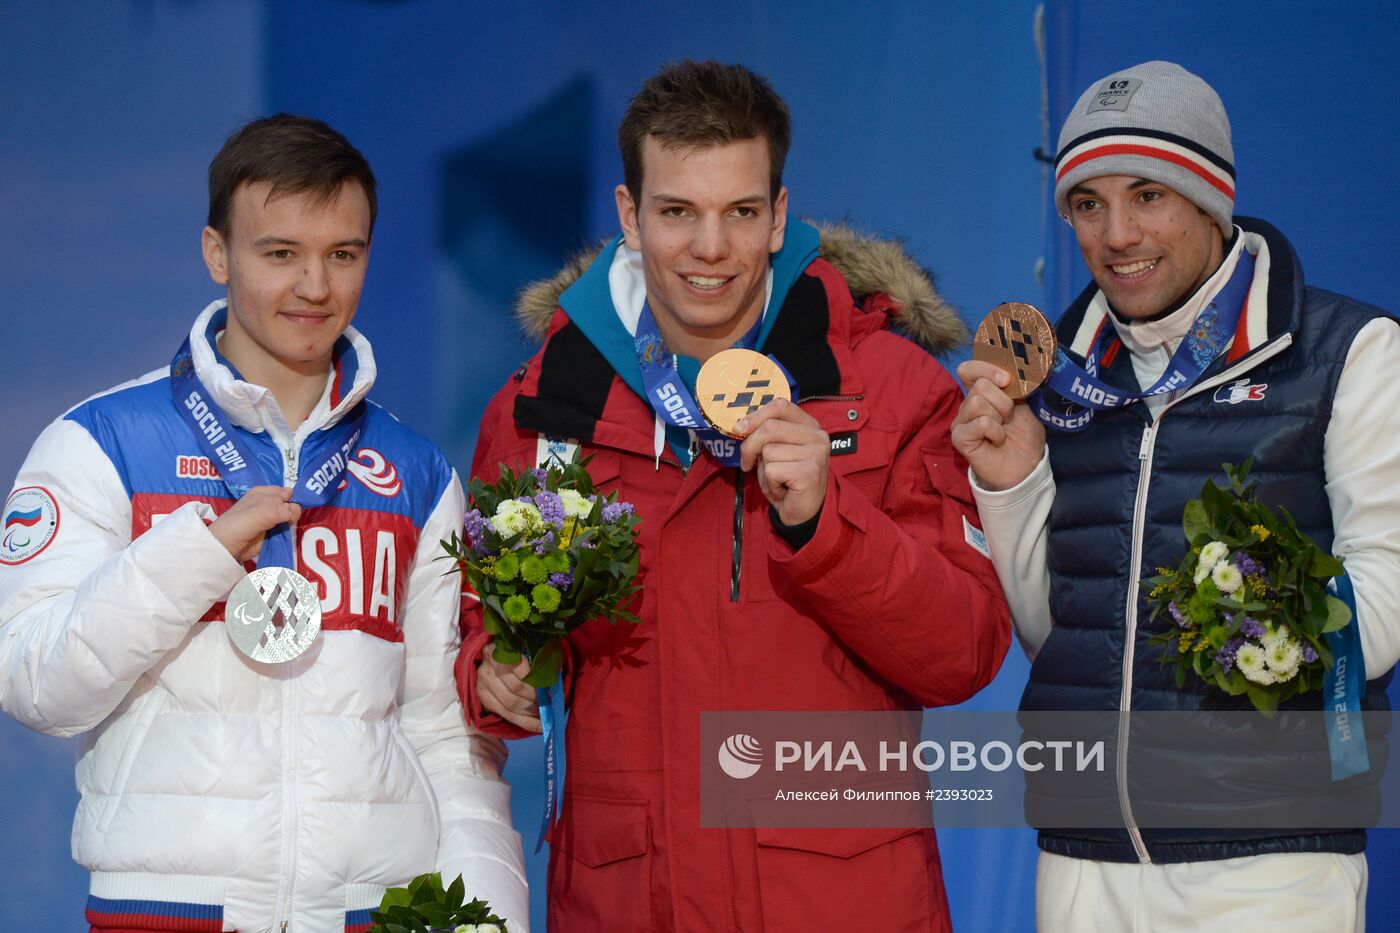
[1245,685,1279,716]
[1323,595,1353,633]
[1182,499,1210,543]
[523,638,565,687]
[491,641,523,667]
[1308,551,1344,578]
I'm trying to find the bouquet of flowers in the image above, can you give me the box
[1145,461,1352,714]
[442,455,641,687]
[368,872,505,933]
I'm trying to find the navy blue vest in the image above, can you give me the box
[1025,219,1393,862]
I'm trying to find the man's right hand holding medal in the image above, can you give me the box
[952,360,1046,493]
[208,485,302,562]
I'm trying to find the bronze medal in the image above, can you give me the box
[696,348,792,438]
[972,302,1058,400]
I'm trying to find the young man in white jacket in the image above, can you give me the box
[953,61,1399,931]
[0,115,527,932]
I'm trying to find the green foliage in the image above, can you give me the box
[442,453,642,688]
[368,872,506,933]
[1145,460,1351,716]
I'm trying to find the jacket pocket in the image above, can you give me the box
[96,687,169,833]
[548,793,653,932]
[391,723,441,833]
[753,825,937,932]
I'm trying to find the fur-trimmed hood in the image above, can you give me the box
[513,222,968,354]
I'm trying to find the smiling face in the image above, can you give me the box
[201,180,371,382]
[1065,175,1224,320]
[615,135,787,360]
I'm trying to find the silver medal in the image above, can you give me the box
[225,567,322,663]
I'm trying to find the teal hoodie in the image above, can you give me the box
[556,220,822,463]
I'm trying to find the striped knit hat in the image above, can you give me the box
[1054,61,1234,238]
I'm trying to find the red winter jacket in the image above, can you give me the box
[458,224,1010,932]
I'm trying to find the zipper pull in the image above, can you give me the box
[1138,427,1153,460]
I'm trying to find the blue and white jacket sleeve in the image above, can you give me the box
[0,416,245,736]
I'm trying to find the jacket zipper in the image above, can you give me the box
[275,442,302,927]
[798,393,864,404]
[730,470,744,602]
[1117,334,1293,863]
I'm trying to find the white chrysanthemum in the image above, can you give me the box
[1236,643,1276,685]
[1211,561,1244,595]
[1199,541,1229,572]
[1265,637,1304,680]
[1260,624,1292,652]
[491,498,542,536]
[558,489,593,520]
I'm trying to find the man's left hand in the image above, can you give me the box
[737,399,829,525]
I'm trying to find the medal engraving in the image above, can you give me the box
[972,302,1058,400]
[696,348,793,438]
[225,567,322,664]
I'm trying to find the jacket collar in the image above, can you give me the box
[511,222,966,452]
[187,299,376,440]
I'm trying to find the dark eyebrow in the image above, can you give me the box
[1066,177,1158,201]
[252,236,367,249]
[648,193,768,208]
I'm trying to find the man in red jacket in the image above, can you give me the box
[459,60,1010,931]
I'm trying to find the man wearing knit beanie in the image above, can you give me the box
[954,60,1400,930]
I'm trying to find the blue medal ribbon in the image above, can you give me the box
[169,325,365,570]
[535,677,567,852]
[635,302,796,467]
[1324,572,1370,781]
[1033,250,1256,433]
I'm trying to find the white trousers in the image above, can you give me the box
[1036,850,1368,932]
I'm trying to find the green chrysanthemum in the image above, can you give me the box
[531,583,562,613]
[1186,579,1221,625]
[543,552,570,574]
[520,555,548,585]
[494,553,520,582]
[503,594,531,622]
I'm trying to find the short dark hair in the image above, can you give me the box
[207,114,377,237]
[618,60,791,204]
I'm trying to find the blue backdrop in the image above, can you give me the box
[0,1,1395,929]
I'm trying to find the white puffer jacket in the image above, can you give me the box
[0,302,527,932]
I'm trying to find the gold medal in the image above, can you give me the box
[972,302,1058,400]
[696,348,792,438]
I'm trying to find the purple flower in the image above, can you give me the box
[529,467,548,485]
[533,531,556,554]
[534,490,566,528]
[1215,637,1245,672]
[601,500,636,523]
[1303,643,1319,664]
[1239,617,1266,639]
[464,509,489,554]
[1168,602,1188,629]
[1234,554,1264,578]
[548,571,573,589]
